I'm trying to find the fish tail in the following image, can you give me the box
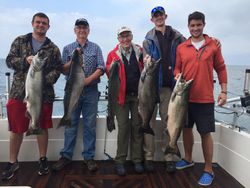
[106,115,115,132]
[164,145,181,157]
[138,126,155,135]
[26,127,44,136]
[57,116,71,128]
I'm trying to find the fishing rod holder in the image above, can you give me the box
[243,69,250,95]
[240,69,250,113]
[0,72,11,118]
[0,94,4,118]
[5,72,11,100]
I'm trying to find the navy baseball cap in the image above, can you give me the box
[151,6,165,17]
[75,18,89,26]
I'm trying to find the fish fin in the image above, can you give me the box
[26,127,44,136]
[57,116,71,128]
[140,71,146,82]
[106,115,116,132]
[25,111,31,119]
[30,69,35,78]
[64,81,71,92]
[23,95,28,103]
[171,92,177,101]
[138,127,155,135]
[165,115,168,123]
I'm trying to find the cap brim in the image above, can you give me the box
[152,10,165,16]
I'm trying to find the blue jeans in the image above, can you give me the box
[60,84,99,160]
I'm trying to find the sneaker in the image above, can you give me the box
[115,163,126,176]
[176,159,195,170]
[51,157,72,171]
[198,171,215,186]
[144,160,154,172]
[84,159,98,172]
[38,157,49,175]
[166,161,176,173]
[1,162,19,180]
[134,162,144,174]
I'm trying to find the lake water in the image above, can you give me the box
[0,59,249,133]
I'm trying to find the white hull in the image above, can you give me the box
[0,116,249,187]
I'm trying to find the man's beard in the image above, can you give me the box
[33,27,46,36]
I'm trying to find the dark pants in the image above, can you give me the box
[115,95,143,163]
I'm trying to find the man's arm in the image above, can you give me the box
[85,45,105,86]
[6,37,30,72]
[142,39,151,59]
[61,46,72,75]
[214,45,228,106]
[218,83,227,106]
[44,47,62,85]
[174,46,182,79]
[85,68,103,86]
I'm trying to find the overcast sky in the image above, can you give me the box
[0,0,250,65]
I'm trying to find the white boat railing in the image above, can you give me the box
[1,70,250,133]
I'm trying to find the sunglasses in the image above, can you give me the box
[151,6,165,15]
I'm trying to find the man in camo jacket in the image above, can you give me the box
[1,12,62,180]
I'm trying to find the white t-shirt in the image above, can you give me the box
[191,39,205,50]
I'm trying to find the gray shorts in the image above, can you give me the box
[185,103,215,134]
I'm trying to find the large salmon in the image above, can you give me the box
[164,74,193,157]
[138,56,160,135]
[25,52,47,136]
[57,49,85,127]
[106,61,120,132]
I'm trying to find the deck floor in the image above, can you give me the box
[0,161,244,188]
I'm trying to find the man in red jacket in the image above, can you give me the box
[174,11,227,186]
[106,26,144,176]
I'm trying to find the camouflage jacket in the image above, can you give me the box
[6,33,62,103]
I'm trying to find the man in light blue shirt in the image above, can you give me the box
[52,18,105,172]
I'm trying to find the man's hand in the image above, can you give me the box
[143,54,151,63]
[174,73,181,80]
[76,47,82,54]
[217,92,227,106]
[26,55,34,64]
[84,77,92,86]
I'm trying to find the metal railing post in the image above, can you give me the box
[0,96,3,118]
[5,72,11,100]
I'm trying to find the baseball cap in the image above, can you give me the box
[117,26,132,36]
[75,18,89,26]
[151,6,165,17]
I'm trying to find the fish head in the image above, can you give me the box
[109,61,120,78]
[32,51,47,70]
[174,73,193,95]
[71,49,84,67]
[109,61,120,77]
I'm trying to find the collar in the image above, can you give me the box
[186,34,212,47]
[119,45,132,56]
[76,39,89,48]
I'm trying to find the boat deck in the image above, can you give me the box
[0,160,244,188]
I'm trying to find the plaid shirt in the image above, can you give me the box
[62,40,105,85]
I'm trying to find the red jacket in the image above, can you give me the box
[106,44,144,106]
[174,35,227,103]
